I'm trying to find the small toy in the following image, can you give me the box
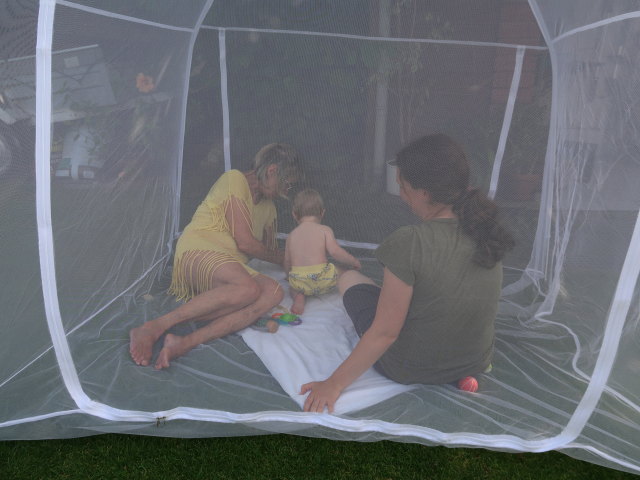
[457,376,478,393]
[271,312,302,326]
[250,316,279,333]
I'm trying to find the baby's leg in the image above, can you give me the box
[290,286,306,315]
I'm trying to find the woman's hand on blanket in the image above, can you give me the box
[300,380,342,413]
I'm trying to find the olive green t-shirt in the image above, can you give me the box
[375,219,502,384]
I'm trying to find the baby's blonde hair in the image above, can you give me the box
[292,188,324,218]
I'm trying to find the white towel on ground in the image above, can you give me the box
[239,260,415,415]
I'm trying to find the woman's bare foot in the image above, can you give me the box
[129,324,163,366]
[155,333,190,370]
[291,292,306,315]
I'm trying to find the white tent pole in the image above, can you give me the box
[528,0,640,446]
[35,0,94,410]
[553,11,640,44]
[488,47,525,200]
[561,205,640,442]
[219,28,231,171]
[527,0,556,285]
[171,0,215,240]
[496,0,558,299]
[372,0,391,182]
[200,25,548,51]
[55,0,192,32]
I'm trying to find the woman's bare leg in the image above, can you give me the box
[337,269,377,295]
[129,260,259,366]
[154,274,284,369]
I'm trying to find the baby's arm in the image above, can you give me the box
[283,236,293,274]
[324,227,361,270]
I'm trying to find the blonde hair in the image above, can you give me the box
[253,143,304,187]
[293,189,324,218]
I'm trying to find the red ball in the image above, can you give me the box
[457,376,478,393]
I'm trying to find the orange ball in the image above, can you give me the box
[457,376,478,393]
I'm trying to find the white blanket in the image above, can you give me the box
[240,261,415,414]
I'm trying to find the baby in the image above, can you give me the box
[284,189,361,314]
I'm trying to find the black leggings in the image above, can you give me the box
[342,283,391,378]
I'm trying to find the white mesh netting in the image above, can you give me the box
[1,0,639,475]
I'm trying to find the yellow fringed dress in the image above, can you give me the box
[169,169,277,301]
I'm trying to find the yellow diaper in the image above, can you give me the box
[288,263,338,296]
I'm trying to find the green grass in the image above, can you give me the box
[0,434,637,480]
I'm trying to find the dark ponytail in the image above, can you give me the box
[451,188,514,268]
[394,133,514,269]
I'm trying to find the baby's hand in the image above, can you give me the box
[352,259,362,270]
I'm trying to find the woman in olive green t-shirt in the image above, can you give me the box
[301,133,515,413]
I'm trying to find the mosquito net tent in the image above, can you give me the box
[1,0,639,475]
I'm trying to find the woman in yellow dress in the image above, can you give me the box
[129,143,304,369]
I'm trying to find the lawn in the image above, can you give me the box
[0,433,638,479]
